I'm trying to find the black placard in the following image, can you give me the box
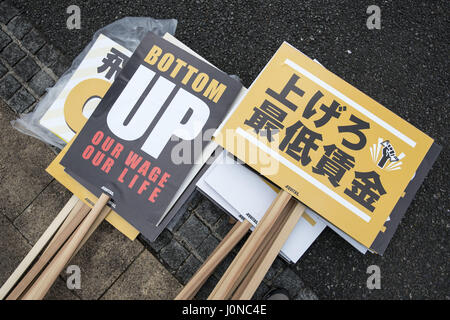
[61,32,242,240]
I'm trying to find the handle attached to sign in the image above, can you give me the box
[175,190,303,300]
[208,190,292,299]
[232,200,305,299]
[175,220,252,300]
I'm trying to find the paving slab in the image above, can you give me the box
[159,239,189,272]
[0,213,30,287]
[196,234,220,261]
[59,221,144,300]
[102,250,182,300]
[253,281,270,300]
[6,15,33,40]
[176,254,202,285]
[14,56,39,82]
[8,87,35,113]
[193,195,223,227]
[272,267,317,300]
[21,28,45,54]
[176,214,210,249]
[44,277,80,300]
[140,228,173,253]
[0,101,54,220]
[0,60,7,77]
[194,275,218,300]
[0,42,26,66]
[27,69,54,96]
[0,74,21,101]
[0,29,12,51]
[0,1,20,24]
[14,179,71,244]
[211,214,234,239]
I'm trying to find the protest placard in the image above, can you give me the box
[44,33,226,240]
[215,42,440,249]
[59,32,242,240]
[207,42,440,299]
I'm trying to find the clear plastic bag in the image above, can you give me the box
[11,17,177,149]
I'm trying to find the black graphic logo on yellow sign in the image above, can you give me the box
[370,138,404,171]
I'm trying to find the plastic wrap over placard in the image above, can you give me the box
[11,17,177,149]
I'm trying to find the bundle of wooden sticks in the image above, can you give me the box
[176,190,303,300]
[1,189,300,300]
[0,194,110,300]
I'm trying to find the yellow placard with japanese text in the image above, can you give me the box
[215,42,434,247]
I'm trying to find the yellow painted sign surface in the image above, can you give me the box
[215,42,434,247]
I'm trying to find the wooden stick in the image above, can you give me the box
[44,199,91,258]
[175,220,252,300]
[46,199,84,250]
[48,201,111,263]
[234,201,305,300]
[225,200,294,299]
[177,197,293,300]
[21,193,110,300]
[208,190,291,300]
[70,205,111,261]
[41,202,110,277]
[6,199,91,300]
[231,199,295,299]
[0,195,79,300]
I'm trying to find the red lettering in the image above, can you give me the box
[158,172,171,188]
[128,174,139,189]
[125,151,142,169]
[101,136,115,152]
[138,180,150,195]
[92,151,105,166]
[148,187,161,203]
[118,168,128,183]
[82,145,94,159]
[111,143,124,159]
[101,157,114,173]
[92,131,104,145]
[137,160,151,176]
[148,167,161,182]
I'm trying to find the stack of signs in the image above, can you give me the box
[214,42,440,254]
[194,58,368,263]
[54,32,242,241]
[43,32,239,241]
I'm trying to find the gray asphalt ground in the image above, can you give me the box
[13,0,449,299]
